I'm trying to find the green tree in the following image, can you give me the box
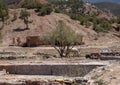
[38,3,53,16]
[46,20,82,57]
[22,0,42,9]
[0,0,8,29]
[93,18,112,33]
[20,9,30,30]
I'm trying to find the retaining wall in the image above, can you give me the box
[0,64,105,77]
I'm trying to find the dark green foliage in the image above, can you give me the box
[21,0,42,9]
[70,0,83,14]
[22,0,53,16]
[19,9,30,29]
[93,25,106,33]
[70,13,112,33]
[0,0,8,29]
[38,3,53,16]
[93,19,112,33]
[51,0,84,14]
[70,14,83,21]
[54,8,61,13]
[70,14,91,27]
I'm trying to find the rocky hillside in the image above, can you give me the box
[85,0,120,3]
[3,0,47,7]
[83,3,113,19]
[0,0,120,47]
[94,2,120,16]
[50,0,114,19]
[1,9,96,46]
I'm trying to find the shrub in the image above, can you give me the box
[45,20,82,57]
[54,8,61,13]
[0,0,8,29]
[19,10,31,29]
[93,18,112,33]
[21,0,42,9]
[38,3,53,16]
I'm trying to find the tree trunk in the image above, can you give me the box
[26,23,29,30]
[0,21,4,30]
[24,18,29,30]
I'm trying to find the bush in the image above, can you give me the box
[85,21,91,28]
[54,8,61,13]
[38,3,53,16]
[70,14,81,21]
[93,25,106,33]
[93,18,112,33]
[19,10,31,29]
[45,20,82,57]
[0,0,8,29]
[21,0,42,9]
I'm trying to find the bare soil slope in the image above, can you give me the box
[0,8,120,48]
[2,9,96,46]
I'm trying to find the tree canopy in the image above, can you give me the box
[19,9,31,29]
[46,20,82,57]
[0,0,8,29]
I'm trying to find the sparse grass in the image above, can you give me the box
[91,74,101,79]
[95,79,107,85]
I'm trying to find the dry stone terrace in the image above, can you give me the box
[0,46,118,85]
[0,61,109,85]
[0,47,110,85]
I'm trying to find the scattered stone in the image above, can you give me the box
[75,77,88,84]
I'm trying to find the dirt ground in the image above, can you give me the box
[0,45,119,85]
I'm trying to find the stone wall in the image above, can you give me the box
[0,64,104,77]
